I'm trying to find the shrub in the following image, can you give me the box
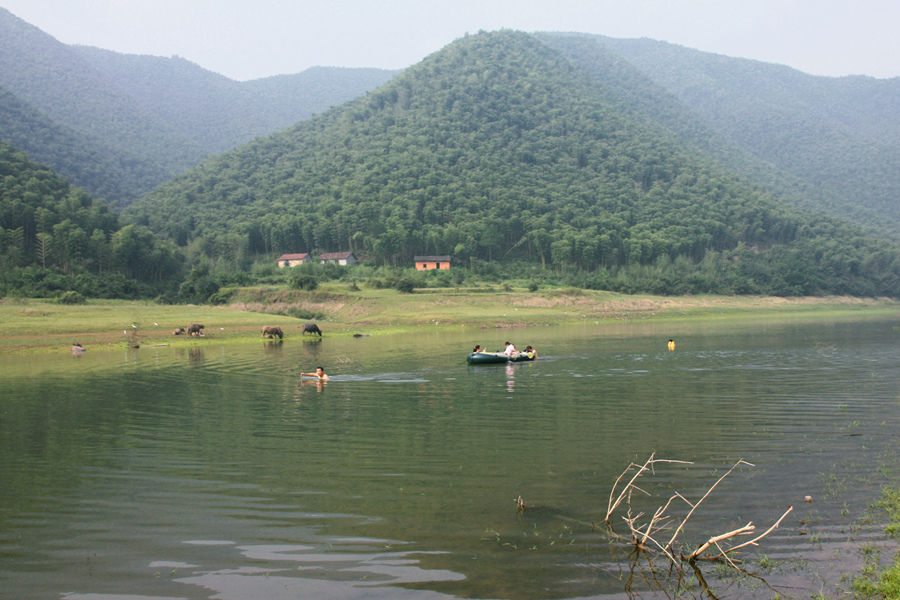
[57,291,86,304]
[393,277,416,294]
[207,289,234,305]
[289,272,319,291]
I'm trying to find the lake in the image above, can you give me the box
[1,315,898,599]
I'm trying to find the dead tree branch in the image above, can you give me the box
[663,459,754,553]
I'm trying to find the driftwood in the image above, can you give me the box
[606,454,792,567]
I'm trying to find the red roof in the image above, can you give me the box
[278,253,310,261]
[320,252,356,260]
[414,256,451,262]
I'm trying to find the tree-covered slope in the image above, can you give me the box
[580,35,900,242]
[0,8,206,190]
[0,86,167,204]
[0,139,182,298]
[0,7,398,206]
[71,46,399,154]
[126,31,900,296]
[536,33,879,236]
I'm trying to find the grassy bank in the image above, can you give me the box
[850,473,900,599]
[1,286,897,355]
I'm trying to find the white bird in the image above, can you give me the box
[154,322,159,326]
[132,324,137,329]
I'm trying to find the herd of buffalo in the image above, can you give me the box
[72,321,328,354]
[171,322,323,339]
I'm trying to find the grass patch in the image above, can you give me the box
[0,292,897,355]
[852,487,900,599]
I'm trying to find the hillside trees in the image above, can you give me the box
[564,33,900,243]
[0,140,183,298]
[123,31,900,297]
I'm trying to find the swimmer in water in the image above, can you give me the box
[300,366,329,380]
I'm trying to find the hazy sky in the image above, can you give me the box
[3,0,898,81]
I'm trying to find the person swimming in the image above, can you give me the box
[301,366,329,380]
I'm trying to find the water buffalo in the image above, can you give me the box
[302,323,322,336]
[261,326,284,339]
[173,327,186,336]
[187,323,204,337]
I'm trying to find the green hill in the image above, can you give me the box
[0,7,398,206]
[0,139,182,298]
[126,31,900,297]
[568,34,900,242]
[72,46,400,154]
[0,85,167,203]
[0,8,206,203]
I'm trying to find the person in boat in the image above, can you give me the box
[473,345,482,353]
[503,341,517,356]
[525,345,537,358]
[301,366,329,380]
[668,339,675,351]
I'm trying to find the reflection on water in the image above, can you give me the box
[1,316,899,600]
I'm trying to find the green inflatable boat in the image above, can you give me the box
[466,350,536,364]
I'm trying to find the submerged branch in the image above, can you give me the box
[663,459,754,553]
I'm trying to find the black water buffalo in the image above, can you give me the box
[173,327,186,336]
[261,326,284,339]
[187,323,204,336]
[302,323,322,336]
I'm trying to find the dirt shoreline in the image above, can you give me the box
[0,293,897,355]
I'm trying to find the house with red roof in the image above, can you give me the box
[319,251,357,266]
[414,256,451,270]
[277,253,311,268]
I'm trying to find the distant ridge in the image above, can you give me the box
[0,6,398,206]
[71,46,401,154]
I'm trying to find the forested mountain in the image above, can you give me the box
[0,7,398,205]
[71,46,400,154]
[0,8,206,203]
[536,33,883,239]
[0,139,182,298]
[3,4,897,247]
[127,30,900,296]
[559,34,900,242]
[0,85,160,202]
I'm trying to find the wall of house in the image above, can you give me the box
[415,261,450,270]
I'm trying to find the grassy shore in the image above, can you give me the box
[1,286,897,355]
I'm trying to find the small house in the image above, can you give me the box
[320,251,358,266]
[277,253,311,268]
[414,256,451,270]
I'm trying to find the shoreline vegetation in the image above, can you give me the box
[0,287,897,355]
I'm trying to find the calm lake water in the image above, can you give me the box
[1,315,899,600]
